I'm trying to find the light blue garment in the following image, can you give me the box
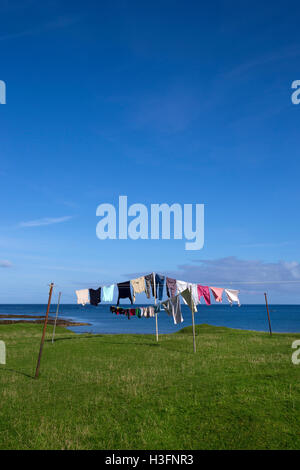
[102,284,115,302]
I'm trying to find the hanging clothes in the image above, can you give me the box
[155,274,165,300]
[197,285,211,305]
[176,280,190,306]
[210,287,224,303]
[145,273,155,299]
[162,295,183,325]
[180,288,198,313]
[166,277,177,298]
[76,289,90,306]
[131,276,146,303]
[190,283,200,306]
[225,289,241,306]
[102,284,115,302]
[117,281,133,305]
[176,280,189,296]
[154,304,161,314]
[136,308,142,318]
[143,306,155,318]
[89,287,101,306]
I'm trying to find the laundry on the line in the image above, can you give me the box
[131,276,146,303]
[180,287,198,313]
[89,287,101,306]
[75,272,242,316]
[102,284,115,302]
[145,273,155,299]
[166,277,177,298]
[161,295,183,325]
[76,289,90,306]
[197,285,211,305]
[117,281,133,306]
[155,273,165,301]
[210,287,224,303]
[225,289,241,306]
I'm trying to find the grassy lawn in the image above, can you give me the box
[0,323,299,450]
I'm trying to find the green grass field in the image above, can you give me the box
[0,323,299,450]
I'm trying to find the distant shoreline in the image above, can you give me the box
[0,314,90,327]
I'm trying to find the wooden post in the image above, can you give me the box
[190,286,196,353]
[35,283,54,378]
[264,292,272,336]
[51,291,61,344]
[153,272,158,342]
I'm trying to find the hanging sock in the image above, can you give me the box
[162,295,183,325]
[130,276,146,303]
[117,281,133,305]
[76,289,90,306]
[155,274,165,300]
[166,277,177,297]
[89,287,101,306]
[197,285,211,305]
[180,288,198,313]
[102,284,115,302]
[145,273,155,299]
[210,287,224,303]
[225,289,241,306]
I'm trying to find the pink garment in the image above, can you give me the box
[210,287,224,303]
[197,285,211,305]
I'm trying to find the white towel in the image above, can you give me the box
[76,289,90,306]
[225,289,241,306]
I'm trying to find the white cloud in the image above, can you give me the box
[19,216,73,228]
[124,257,300,300]
[163,257,300,295]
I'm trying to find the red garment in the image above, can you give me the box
[197,285,211,305]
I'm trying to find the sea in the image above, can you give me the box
[0,304,299,335]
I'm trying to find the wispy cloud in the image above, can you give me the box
[0,260,12,268]
[240,241,292,248]
[19,216,73,228]
[222,44,300,79]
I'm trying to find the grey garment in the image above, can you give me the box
[180,288,198,313]
[144,273,155,299]
[162,295,183,325]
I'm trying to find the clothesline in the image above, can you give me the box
[75,272,241,314]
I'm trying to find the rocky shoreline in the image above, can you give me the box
[0,314,90,327]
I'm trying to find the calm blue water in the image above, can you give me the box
[0,304,299,334]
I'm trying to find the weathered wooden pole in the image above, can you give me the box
[190,286,197,353]
[35,283,54,378]
[264,292,272,336]
[51,291,61,344]
[153,272,159,342]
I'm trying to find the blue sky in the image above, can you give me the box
[1,0,300,303]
